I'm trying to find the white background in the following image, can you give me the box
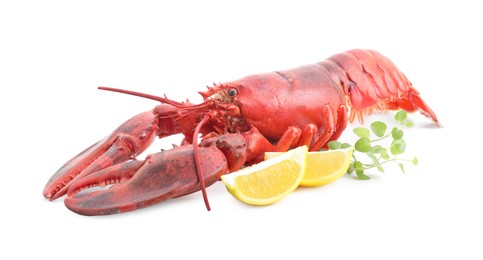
[1,0,481,259]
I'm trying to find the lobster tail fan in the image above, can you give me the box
[389,89,441,126]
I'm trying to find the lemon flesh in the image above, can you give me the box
[221,146,308,205]
[265,147,353,187]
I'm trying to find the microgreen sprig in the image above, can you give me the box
[327,110,418,180]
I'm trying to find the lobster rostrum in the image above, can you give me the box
[43,49,440,215]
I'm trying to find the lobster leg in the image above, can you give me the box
[273,104,348,152]
[327,105,349,144]
[254,104,346,153]
[297,124,318,149]
[65,145,230,215]
[273,126,302,152]
[43,110,159,200]
[310,104,336,151]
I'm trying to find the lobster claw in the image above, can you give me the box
[64,146,228,215]
[43,110,159,200]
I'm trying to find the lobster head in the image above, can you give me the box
[97,84,252,138]
[198,84,250,133]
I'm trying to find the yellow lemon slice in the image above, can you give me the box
[221,146,308,206]
[265,147,353,187]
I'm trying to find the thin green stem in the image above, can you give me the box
[361,157,414,170]
[369,132,391,143]
[361,158,396,169]
[393,158,415,163]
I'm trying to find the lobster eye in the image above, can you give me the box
[228,88,237,97]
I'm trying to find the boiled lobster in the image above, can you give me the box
[43,49,439,215]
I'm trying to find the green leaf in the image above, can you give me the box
[353,161,368,179]
[395,110,407,122]
[404,121,414,128]
[347,162,354,174]
[398,163,405,174]
[366,152,378,162]
[412,157,419,166]
[366,153,384,172]
[341,142,352,149]
[381,147,390,160]
[370,121,387,137]
[391,127,404,140]
[353,127,370,138]
[370,145,382,154]
[355,137,371,153]
[376,164,384,172]
[353,161,363,171]
[390,139,406,155]
[328,141,342,150]
[355,171,371,180]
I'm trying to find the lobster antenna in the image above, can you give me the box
[192,115,212,211]
[98,86,185,106]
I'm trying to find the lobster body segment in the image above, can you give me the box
[228,64,344,142]
[44,49,440,215]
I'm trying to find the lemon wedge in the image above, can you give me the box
[265,147,353,187]
[221,146,308,206]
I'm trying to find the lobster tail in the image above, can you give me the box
[320,49,439,125]
[385,87,440,126]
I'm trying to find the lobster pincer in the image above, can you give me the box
[43,92,209,202]
[43,110,160,201]
[42,100,253,215]
[64,144,233,215]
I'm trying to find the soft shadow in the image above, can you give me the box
[421,122,443,129]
